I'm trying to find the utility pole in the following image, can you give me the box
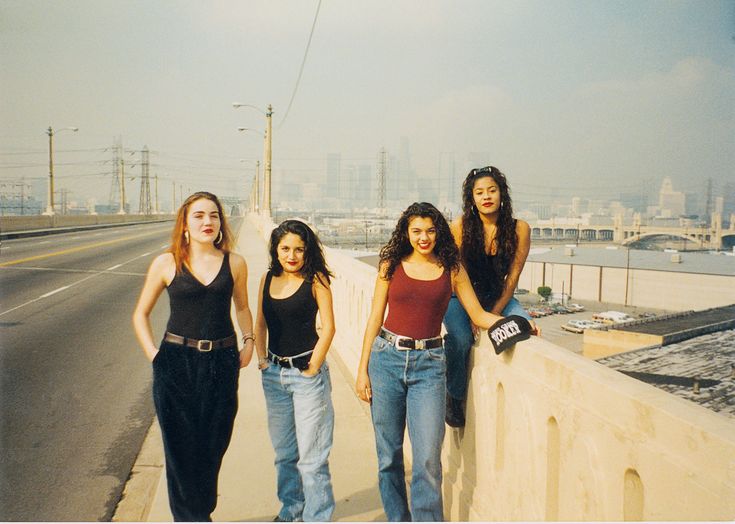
[263,104,273,216]
[255,160,260,213]
[377,147,387,217]
[46,127,54,215]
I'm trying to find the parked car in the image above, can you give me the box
[527,307,548,318]
[561,319,603,333]
[566,303,585,312]
[551,304,572,314]
[592,311,634,324]
[513,288,529,295]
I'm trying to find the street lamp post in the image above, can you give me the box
[45,126,78,215]
[233,103,273,216]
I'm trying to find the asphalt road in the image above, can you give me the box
[0,220,237,521]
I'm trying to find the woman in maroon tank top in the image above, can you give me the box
[355,202,503,521]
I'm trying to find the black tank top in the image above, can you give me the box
[165,253,235,340]
[262,271,319,357]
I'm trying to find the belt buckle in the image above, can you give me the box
[393,335,413,350]
[197,339,213,352]
[414,339,426,350]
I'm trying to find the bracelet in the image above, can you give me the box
[242,333,256,344]
[258,356,269,369]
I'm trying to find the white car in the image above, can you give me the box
[560,319,603,334]
[566,303,585,312]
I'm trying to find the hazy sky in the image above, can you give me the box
[1,0,733,207]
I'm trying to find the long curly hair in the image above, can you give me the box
[379,202,459,279]
[268,219,333,286]
[170,191,233,274]
[461,166,517,283]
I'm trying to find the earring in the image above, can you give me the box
[215,230,223,244]
[184,231,189,244]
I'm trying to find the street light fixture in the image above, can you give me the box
[45,126,78,215]
[237,127,265,137]
[233,103,273,216]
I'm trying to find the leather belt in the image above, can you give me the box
[267,349,313,370]
[379,328,443,350]
[164,332,237,352]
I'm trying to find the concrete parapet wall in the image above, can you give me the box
[247,214,735,521]
[445,335,735,521]
[0,214,175,232]
[520,261,735,311]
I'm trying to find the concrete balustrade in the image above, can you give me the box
[248,214,735,521]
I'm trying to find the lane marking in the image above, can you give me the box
[0,265,145,276]
[140,252,151,257]
[0,244,165,318]
[40,285,71,298]
[39,241,50,244]
[0,231,161,268]
[107,264,122,271]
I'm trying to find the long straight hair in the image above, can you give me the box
[170,191,233,273]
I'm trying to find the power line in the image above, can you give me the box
[276,0,322,130]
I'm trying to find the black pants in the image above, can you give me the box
[152,340,240,522]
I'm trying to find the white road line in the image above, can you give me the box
[39,285,71,298]
[140,252,152,257]
[39,240,50,244]
[160,244,169,249]
[0,249,154,318]
[107,264,122,271]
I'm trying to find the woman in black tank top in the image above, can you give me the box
[133,192,255,522]
[254,219,336,522]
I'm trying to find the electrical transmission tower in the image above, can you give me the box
[377,147,387,217]
[138,146,152,215]
[108,137,122,211]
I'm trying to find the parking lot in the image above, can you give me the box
[515,295,671,355]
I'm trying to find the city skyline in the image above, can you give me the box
[1,1,733,213]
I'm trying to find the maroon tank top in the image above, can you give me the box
[383,263,451,340]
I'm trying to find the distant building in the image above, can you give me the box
[659,177,686,217]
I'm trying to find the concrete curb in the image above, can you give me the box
[112,422,164,522]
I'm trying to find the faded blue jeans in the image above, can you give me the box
[443,295,530,400]
[368,332,446,521]
[261,362,335,522]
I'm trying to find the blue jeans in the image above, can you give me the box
[368,333,446,521]
[261,362,335,522]
[443,295,530,400]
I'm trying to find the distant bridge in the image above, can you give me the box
[529,213,735,250]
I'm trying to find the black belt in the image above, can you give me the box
[379,328,443,350]
[267,349,313,370]
[164,332,237,352]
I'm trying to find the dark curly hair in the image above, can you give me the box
[461,166,517,286]
[379,202,459,279]
[269,219,333,286]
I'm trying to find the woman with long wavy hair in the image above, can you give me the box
[443,166,538,428]
[254,219,336,522]
[355,202,503,521]
[133,191,254,521]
